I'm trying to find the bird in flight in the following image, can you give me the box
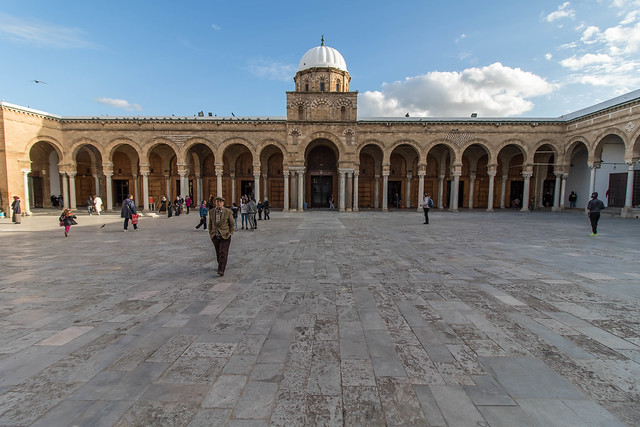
[32,80,47,84]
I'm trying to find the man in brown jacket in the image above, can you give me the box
[208,196,235,276]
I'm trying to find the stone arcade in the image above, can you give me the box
[1,41,640,217]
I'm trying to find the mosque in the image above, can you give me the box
[1,40,640,217]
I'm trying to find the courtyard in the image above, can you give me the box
[0,209,639,426]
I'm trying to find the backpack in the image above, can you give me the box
[427,197,434,208]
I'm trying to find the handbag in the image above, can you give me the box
[131,214,139,225]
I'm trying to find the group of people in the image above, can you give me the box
[158,195,193,217]
[50,194,64,208]
[85,195,103,215]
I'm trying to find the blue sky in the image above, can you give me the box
[1,0,639,118]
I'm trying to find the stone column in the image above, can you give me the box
[382,172,389,212]
[263,174,268,200]
[133,175,139,207]
[165,175,171,200]
[230,173,235,204]
[339,169,347,212]
[105,170,114,211]
[93,174,100,198]
[353,171,360,212]
[68,172,77,209]
[500,174,508,208]
[142,172,150,211]
[624,162,635,210]
[438,175,445,209]
[196,174,203,203]
[216,170,223,198]
[552,172,562,212]
[61,172,70,209]
[588,163,598,195]
[560,174,568,209]
[22,169,32,215]
[374,174,380,209]
[346,170,353,211]
[297,169,304,211]
[450,171,460,212]
[487,170,496,212]
[405,176,411,209]
[417,171,425,212]
[179,171,187,198]
[521,171,533,212]
[283,170,290,211]
[290,170,297,212]
[252,172,259,200]
[468,173,476,209]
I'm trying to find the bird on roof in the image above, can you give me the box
[32,80,47,84]
[231,112,235,117]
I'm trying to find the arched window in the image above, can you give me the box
[320,82,325,92]
[341,106,346,120]
[298,105,304,120]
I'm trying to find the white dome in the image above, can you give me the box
[298,44,348,72]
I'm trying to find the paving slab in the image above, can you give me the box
[0,210,639,425]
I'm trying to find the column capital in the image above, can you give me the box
[452,171,462,178]
[283,170,290,177]
[215,170,223,177]
[626,160,638,168]
[487,170,496,177]
[554,171,563,178]
[67,171,77,177]
[382,171,390,177]
[587,162,601,169]
[562,173,569,179]
[521,171,533,179]
[417,171,426,177]
[353,171,359,178]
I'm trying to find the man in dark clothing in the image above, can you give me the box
[586,192,605,236]
[208,196,235,276]
[420,193,433,224]
[263,197,270,220]
[121,195,139,231]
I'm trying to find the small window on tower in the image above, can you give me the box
[341,106,346,120]
[336,83,340,92]
[298,106,304,120]
[305,83,309,92]
[320,82,325,92]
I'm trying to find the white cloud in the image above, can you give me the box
[580,26,601,44]
[95,98,142,111]
[546,2,576,23]
[358,63,555,117]
[0,12,95,49]
[211,24,221,30]
[555,0,640,90]
[245,59,296,82]
[545,53,553,60]
[560,53,613,69]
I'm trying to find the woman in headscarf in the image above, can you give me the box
[11,196,21,224]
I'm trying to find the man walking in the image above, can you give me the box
[208,196,235,276]
[586,192,605,236]
[263,196,270,220]
[121,194,139,231]
[420,193,434,224]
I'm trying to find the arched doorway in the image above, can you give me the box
[306,141,338,208]
[28,141,61,208]
[358,144,383,209]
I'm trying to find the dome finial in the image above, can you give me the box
[321,35,325,46]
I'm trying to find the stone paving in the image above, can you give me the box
[0,208,639,426]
